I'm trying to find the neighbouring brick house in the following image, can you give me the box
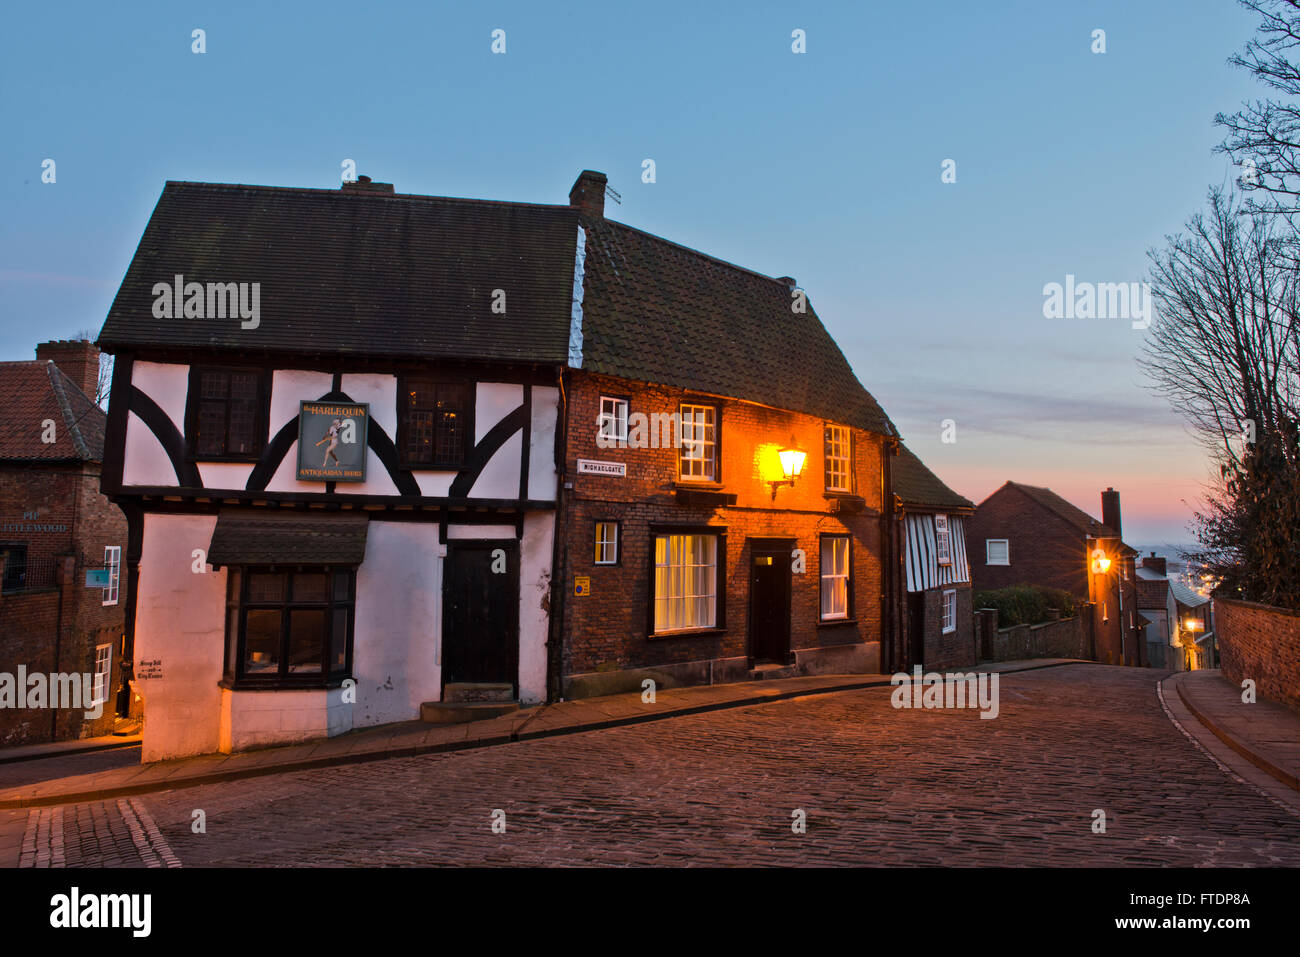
[1136,554,1181,670]
[891,444,975,671]
[554,171,899,697]
[969,482,1143,666]
[0,341,129,746]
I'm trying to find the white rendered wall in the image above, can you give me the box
[528,385,559,501]
[351,521,444,726]
[122,361,190,487]
[518,512,554,704]
[123,412,176,486]
[219,687,353,753]
[135,513,225,762]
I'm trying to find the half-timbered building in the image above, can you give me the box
[98,177,575,760]
[890,444,975,671]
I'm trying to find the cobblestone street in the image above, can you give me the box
[16,665,1300,866]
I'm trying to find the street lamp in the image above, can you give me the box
[770,437,807,499]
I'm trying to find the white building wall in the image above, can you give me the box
[351,521,444,727]
[135,512,226,762]
[518,512,554,704]
[529,385,559,501]
[122,361,190,487]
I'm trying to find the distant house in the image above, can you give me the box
[1171,580,1214,670]
[891,444,975,670]
[0,341,130,746]
[968,483,1143,666]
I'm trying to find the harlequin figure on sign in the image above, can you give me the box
[315,418,343,468]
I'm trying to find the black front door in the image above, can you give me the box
[749,547,791,663]
[906,592,925,670]
[442,541,519,689]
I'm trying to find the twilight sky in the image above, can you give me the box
[0,0,1265,546]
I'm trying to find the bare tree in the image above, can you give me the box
[1141,188,1300,607]
[1140,187,1300,464]
[1216,0,1300,227]
[72,328,113,409]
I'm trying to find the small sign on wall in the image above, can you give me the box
[574,576,590,596]
[137,659,163,679]
[297,401,369,482]
[577,459,626,477]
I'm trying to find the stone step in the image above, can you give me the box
[749,664,798,681]
[443,682,516,704]
[419,701,520,725]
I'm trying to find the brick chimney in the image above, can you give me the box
[569,170,607,218]
[36,340,100,399]
[1100,487,1122,540]
[341,174,394,194]
[1142,551,1167,576]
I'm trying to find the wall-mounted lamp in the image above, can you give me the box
[1090,548,1111,574]
[770,437,807,499]
[1184,618,1204,633]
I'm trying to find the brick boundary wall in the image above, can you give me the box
[1214,598,1300,714]
[976,607,1094,662]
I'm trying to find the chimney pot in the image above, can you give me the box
[569,170,608,218]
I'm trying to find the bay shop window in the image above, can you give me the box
[223,566,356,687]
[209,511,369,690]
[651,530,725,634]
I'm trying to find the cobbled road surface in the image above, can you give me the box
[20,664,1300,866]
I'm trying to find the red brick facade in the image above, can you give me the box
[0,462,128,746]
[919,584,977,671]
[1214,598,1300,714]
[557,372,888,695]
[968,483,1142,666]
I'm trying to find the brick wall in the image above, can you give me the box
[922,584,977,671]
[0,463,128,746]
[968,485,1088,596]
[976,605,1094,662]
[1214,598,1300,714]
[559,372,887,691]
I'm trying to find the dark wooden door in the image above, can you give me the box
[749,548,791,663]
[906,592,925,670]
[442,541,519,689]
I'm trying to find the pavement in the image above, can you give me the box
[0,658,1082,810]
[1168,668,1300,793]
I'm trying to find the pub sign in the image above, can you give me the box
[296,401,368,482]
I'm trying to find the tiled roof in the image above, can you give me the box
[1005,482,1119,538]
[1170,580,1209,608]
[0,361,105,462]
[98,181,579,364]
[577,216,896,437]
[892,444,973,510]
[207,511,369,567]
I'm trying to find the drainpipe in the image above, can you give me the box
[545,368,570,703]
[881,435,898,674]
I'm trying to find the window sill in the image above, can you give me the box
[219,676,352,692]
[673,480,724,490]
[648,627,726,640]
[817,617,858,628]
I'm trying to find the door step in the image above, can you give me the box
[420,700,520,724]
[749,663,798,681]
[443,682,515,704]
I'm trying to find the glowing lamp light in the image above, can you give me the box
[778,442,807,482]
[1184,618,1204,632]
[769,437,807,499]
[1090,548,1111,574]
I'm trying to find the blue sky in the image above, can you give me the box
[0,0,1266,543]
